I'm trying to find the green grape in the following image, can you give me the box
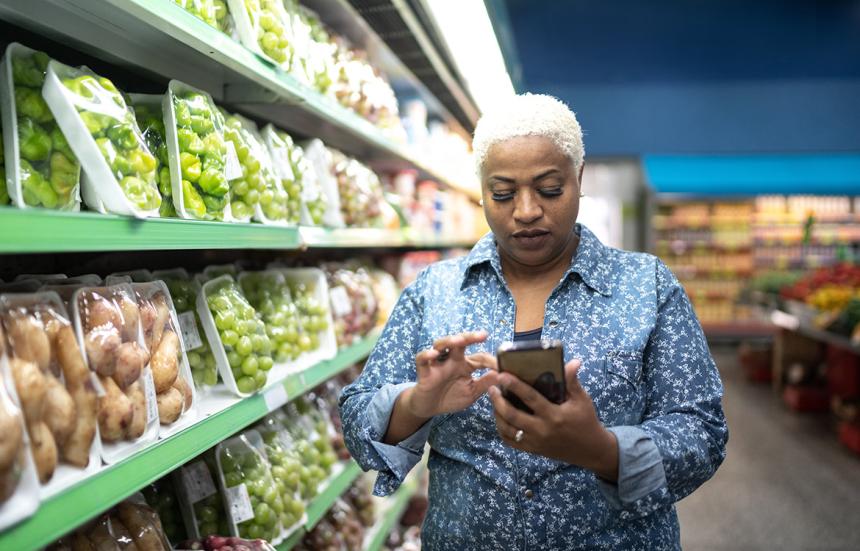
[162,275,218,387]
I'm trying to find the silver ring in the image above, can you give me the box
[514,429,524,443]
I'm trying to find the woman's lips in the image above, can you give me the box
[512,230,550,250]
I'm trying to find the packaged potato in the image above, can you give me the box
[0,292,100,497]
[0,43,81,210]
[0,323,40,530]
[57,494,172,551]
[72,283,160,463]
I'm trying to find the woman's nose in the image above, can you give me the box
[513,191,542,224]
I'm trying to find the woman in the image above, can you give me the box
[339,93,727,550]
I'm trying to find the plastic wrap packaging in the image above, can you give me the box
[284,398,338,499]
[0,43,81,210]
[0,292,101,497]
[72,283,160,463]
[299,138,343,227]
[369,268,400,327]
[197,275,274,396]
[42,60,162,216]
[253,415,306,527]
[142,476,186,544]
[228,0,292,67]
[0,320,40,530]
[261,126,325,226]
[153,269,219,391]
[215,434,284,543]
[130,94,174,218]
[220,110,293,224]
[323,263,379,347]
[175,453,230,539]
[0,117,8,205]
[172,0,232,34]
[130,281,198,437]
[164,81,233,221]
[277,267,337,365]
[329,149,385,227]
[58,494,172,551]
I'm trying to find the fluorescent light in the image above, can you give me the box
[423,0,516,113]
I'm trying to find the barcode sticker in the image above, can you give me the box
[329,286,351,317]
[142,369,159,424]
[178,311,203,351]
[225,483,255,524]
[225,141,243,181]
[181,461,217,504]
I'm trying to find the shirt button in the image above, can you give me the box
[500,319,508,325]
[524,489,534,499]
[548,320,559,328]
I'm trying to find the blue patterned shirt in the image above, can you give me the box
[339,225,727,550]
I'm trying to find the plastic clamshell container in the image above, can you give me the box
[227,0,290,68]
[42,60,159,218]
[108,269,153,283]
[0,42,81,211]
[0,291,103,499]
[71,283,160,463]
[300,139,344,228]
[163,80,232,222]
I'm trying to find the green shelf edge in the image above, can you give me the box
[364,478,420,551]
[0,332,380,550]
[304,461,364,530]
[0,208,476,252]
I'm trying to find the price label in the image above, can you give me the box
[225,483,255,524]
[264,384,288,412]
[181,461,217,504]
[178,311,203,351]
[225,141,243,181]
[329,286,352,317]
[142,369,159,425]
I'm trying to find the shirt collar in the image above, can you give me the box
[462,223,613,296]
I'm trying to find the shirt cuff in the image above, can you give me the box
[366,382,431,491]
[597,426,667,509]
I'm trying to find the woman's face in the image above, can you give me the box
[481,135,583,267]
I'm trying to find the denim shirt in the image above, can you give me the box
[339,225,727,550]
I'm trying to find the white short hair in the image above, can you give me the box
[472,93,585,173]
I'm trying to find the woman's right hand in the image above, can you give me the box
[402,331,499,419]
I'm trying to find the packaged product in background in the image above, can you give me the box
[264,127,326,226]
[174,452,230,539]
[0,43,81,210]
[198,275,274,396]
[228,0,292,67]
[14,272,66,283]
[54,494,173,550]
[244,429,304,540]
[215,434,284,543]
[42,60,163,216]
[282,0,315,86]
[300,138,344,227]
[0,323,40,530]
[0,112,8,205]
[164,81,232,221]
[72,283,160,463]
[107,269,153,283]
[323,263,378,347]
[130,94,174,217]
[220,110,294,224]
[153,269,219,390]
[369,268,400,326]
[172,0,233,34]
[0,292,100,497]
[202,263,241,283]
[142,476,186,544]
[278,267,337,364]
[329,149,386,227]
[283,397,338,498]
[254,414,307,519]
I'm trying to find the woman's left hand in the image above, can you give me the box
[488,360,620,481]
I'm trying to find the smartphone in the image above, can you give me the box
[497,339,565,413]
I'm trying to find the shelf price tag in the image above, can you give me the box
[181,461,217,504]
[226,483,255,524]
[178,311,203,351]
[329,285,351,317]
[263,384,288,412]
[225,141,243,181]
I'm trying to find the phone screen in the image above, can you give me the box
[497,341,565,412]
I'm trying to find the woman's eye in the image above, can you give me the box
[491,191,514,201]
[538,187,563,197]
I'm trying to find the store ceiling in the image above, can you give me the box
[491,0,860,157]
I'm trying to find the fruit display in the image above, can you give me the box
[239,271,303,364]
[177,454,232,539]
[54,64,162,214]
[369,268,399,326]
[74,284,158,457]
[0,332,33,511]
[167,84,230,221]
[781,264,860,305]
[142,477,185,543]
[2,44,80,210]
[261,126,323,226]
[203,276,274,394]
[156,269,219,389]
[294,497,364,551]
[131,282,196,428]
[173,0,232,33]
[284,397,338,498]
[0,293,98,484]
[324,263,379,347]
[49,497,172,551]
[283,271,332,356]
[328,149,385,227]
[216,434,284,542]
[132,95,174,217]
[220,111,292,224]
[230,0,292,66]
[179,535,277,551]
[253,416,306,525]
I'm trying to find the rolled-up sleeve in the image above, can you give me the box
[600,260,728,518]
[338,274,429,496]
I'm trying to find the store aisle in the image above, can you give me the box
[677,345,860,551]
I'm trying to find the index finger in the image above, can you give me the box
[433,331,488,360]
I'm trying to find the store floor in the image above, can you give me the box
[677,344,860,551]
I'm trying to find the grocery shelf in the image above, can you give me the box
[0,0,479,201]
[305,461,364,531]
[769,309,860,354]
[0,208,476,253]
[363,477,421,551]
[0,331,381,550]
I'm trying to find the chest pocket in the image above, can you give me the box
[596,351,646,426]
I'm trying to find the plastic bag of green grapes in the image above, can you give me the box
[216,434,285,543]
[173,0,231,34]
[1,43,81,210]
[143,477,185,544]
[0,125,8,205]
[154,268,219,389]
[229,0,292,67]
[203,275,274,395]
[176,453,231,538]
[239,271,304,364]
[244,428,305,538]
[220,110,293,224]
[131,94,175,217]
[286,276,330,354]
